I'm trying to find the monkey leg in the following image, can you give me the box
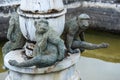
[2,40,25,58]
[57,39,65,61]
[72,41,109,50]
[49,36,65,61]
[9,53,57,68]
[9,43,58,68]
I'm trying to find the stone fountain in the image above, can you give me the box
[2,0,109,80]
[4,50,80,80]
[3,0,81,80]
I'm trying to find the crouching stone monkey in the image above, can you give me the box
[2,12,26,57]
[62,13,109,54]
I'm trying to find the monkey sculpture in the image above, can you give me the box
[9,19,65,68]
[62,13,109,54]
[2,12,26,57]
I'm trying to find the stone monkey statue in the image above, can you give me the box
[2,12,26,57]
[9,19,65,68]
[33,19,65,61]
[62,13,109,54]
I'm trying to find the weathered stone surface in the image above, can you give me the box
[20,0,64,13]
[5,67,80,80]
[18,0,66,40]
[0,0,20,6]
[4,50,81,80]
[4,50,80,74]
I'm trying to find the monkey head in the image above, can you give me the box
[34,19,49,34]
[77,13,90,30]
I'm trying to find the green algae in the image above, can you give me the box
[82,30,120,63]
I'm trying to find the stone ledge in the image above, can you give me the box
[4,50,80,74]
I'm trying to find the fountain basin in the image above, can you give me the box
[4,50,81,80]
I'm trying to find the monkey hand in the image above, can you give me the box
[99,43,109,48]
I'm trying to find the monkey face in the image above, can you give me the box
[79,19,89,30]
[35,22,49,33]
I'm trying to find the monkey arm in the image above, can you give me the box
[66,33,74,50]
[7,18,15,41]
[79,32,85,52]
[9,52,58,68]
[48,35,65,61]
[8,56,42,67]
[79,32,85,41]
[38,34,48,51]
[66,27,77,53]
[39,39,47,51]
[72,41,109,50]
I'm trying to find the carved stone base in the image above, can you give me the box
[5,66,80,80]
[4,50,81,80]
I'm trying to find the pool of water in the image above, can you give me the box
[83,30,120,62]
[0,30,120,73]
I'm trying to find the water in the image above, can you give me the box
[83,30,120,62]
[78,31,120,80]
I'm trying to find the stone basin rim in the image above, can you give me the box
[17,8,67,18]
[4,50,80,74]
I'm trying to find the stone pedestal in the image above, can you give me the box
[4,50,81,80]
